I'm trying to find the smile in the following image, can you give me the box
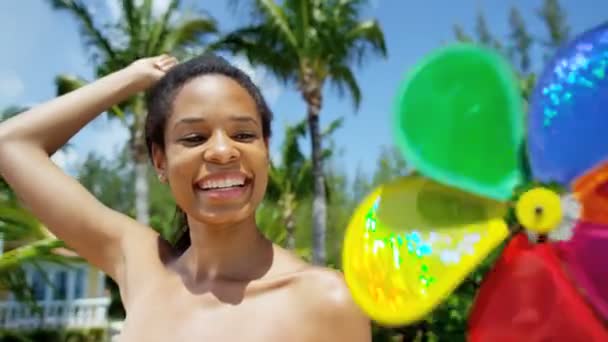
[195,172,252,200]
[198,177,246,190]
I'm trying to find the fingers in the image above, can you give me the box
[154,55,178,72]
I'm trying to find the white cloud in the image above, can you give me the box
[230,55,282,105]
[51,148,80,173]
[0,70,25,102]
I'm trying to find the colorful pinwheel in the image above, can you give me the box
[342,23,608,341]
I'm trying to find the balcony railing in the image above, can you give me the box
[0,297,111,330]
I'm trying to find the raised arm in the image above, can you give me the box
[0,55,177,283]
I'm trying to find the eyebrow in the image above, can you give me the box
[173,115,260,129]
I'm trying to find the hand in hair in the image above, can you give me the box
[0,55,176,285]
[130,54,179,91]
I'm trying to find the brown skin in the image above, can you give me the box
[0,56,371,341]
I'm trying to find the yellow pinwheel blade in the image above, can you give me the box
[342,176,509,326]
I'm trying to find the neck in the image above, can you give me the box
[178,215,273,283]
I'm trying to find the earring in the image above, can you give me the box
[158,173,166,182]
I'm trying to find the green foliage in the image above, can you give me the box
[0,328,106,342]
[76,146,177,240]
[78,151,133,215]
[374,3,572,341]
[1,107,77,307]
[256,200,287,244]
[49,0,217,76]
[370,146,411,188]
[213,0,387,264]
[508,7,533,73]
[537,0,570,54]
[474,12,502,51]
[453,0,570,102]
[215,0,386,108]
[75,144,179,319]
[28,3,574,341]
[324,165,355,267]
[266,119,312,203]
[49,0,220,227]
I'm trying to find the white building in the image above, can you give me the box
[0,247,111,331]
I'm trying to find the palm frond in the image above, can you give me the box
[281,120,307,173]
[322,117,344,138]
[0,201,46,241]
[146,0,180,55]
[286,0,312,53]
[257,0,298,50]
[48,0,116,60]
[328,64,362,109]
[266,163,284,202]
[162,18,218,53]
[0,239,69,274]
[293,160,314,198]
[120,0,139,37]
[453,24,474,43]
[54,75,126,119]
[0,267,37,306]
[346,19,387,57]
[141,0,154,24]
[210,27,298,84]
[0,239,75,306]
[54,74,86,96]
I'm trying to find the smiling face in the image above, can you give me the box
[153,74,269,226]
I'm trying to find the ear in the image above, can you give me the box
[151,144,167,181]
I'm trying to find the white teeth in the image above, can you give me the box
[200,177,245,190]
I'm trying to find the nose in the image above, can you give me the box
[203,131,239,164]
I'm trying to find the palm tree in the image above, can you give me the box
[49,0,218,226]
[0,180,74,305]
[266,119,311,250]
[0,107,75,304]
[266,117,342,250]
[213,0,386,264]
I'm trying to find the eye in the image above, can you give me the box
[179,134,207,145]
[233,132,257,142]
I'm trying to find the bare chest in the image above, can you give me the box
[116,279,312,342]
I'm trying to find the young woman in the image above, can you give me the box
[0,54,370,341]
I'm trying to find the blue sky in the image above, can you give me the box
[0,0,606,181]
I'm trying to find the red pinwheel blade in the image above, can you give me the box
[556,221,608,321]
[468,233,608,342]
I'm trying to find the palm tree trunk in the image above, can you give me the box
[303,85,326,265]
[131,97,150,225]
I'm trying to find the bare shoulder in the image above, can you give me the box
[294,267,354,306]
[292,266,371,341]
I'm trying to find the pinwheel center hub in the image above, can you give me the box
[515,187,563,234]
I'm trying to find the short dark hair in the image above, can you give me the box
[144,53,274,252]
[145,53,273,157]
